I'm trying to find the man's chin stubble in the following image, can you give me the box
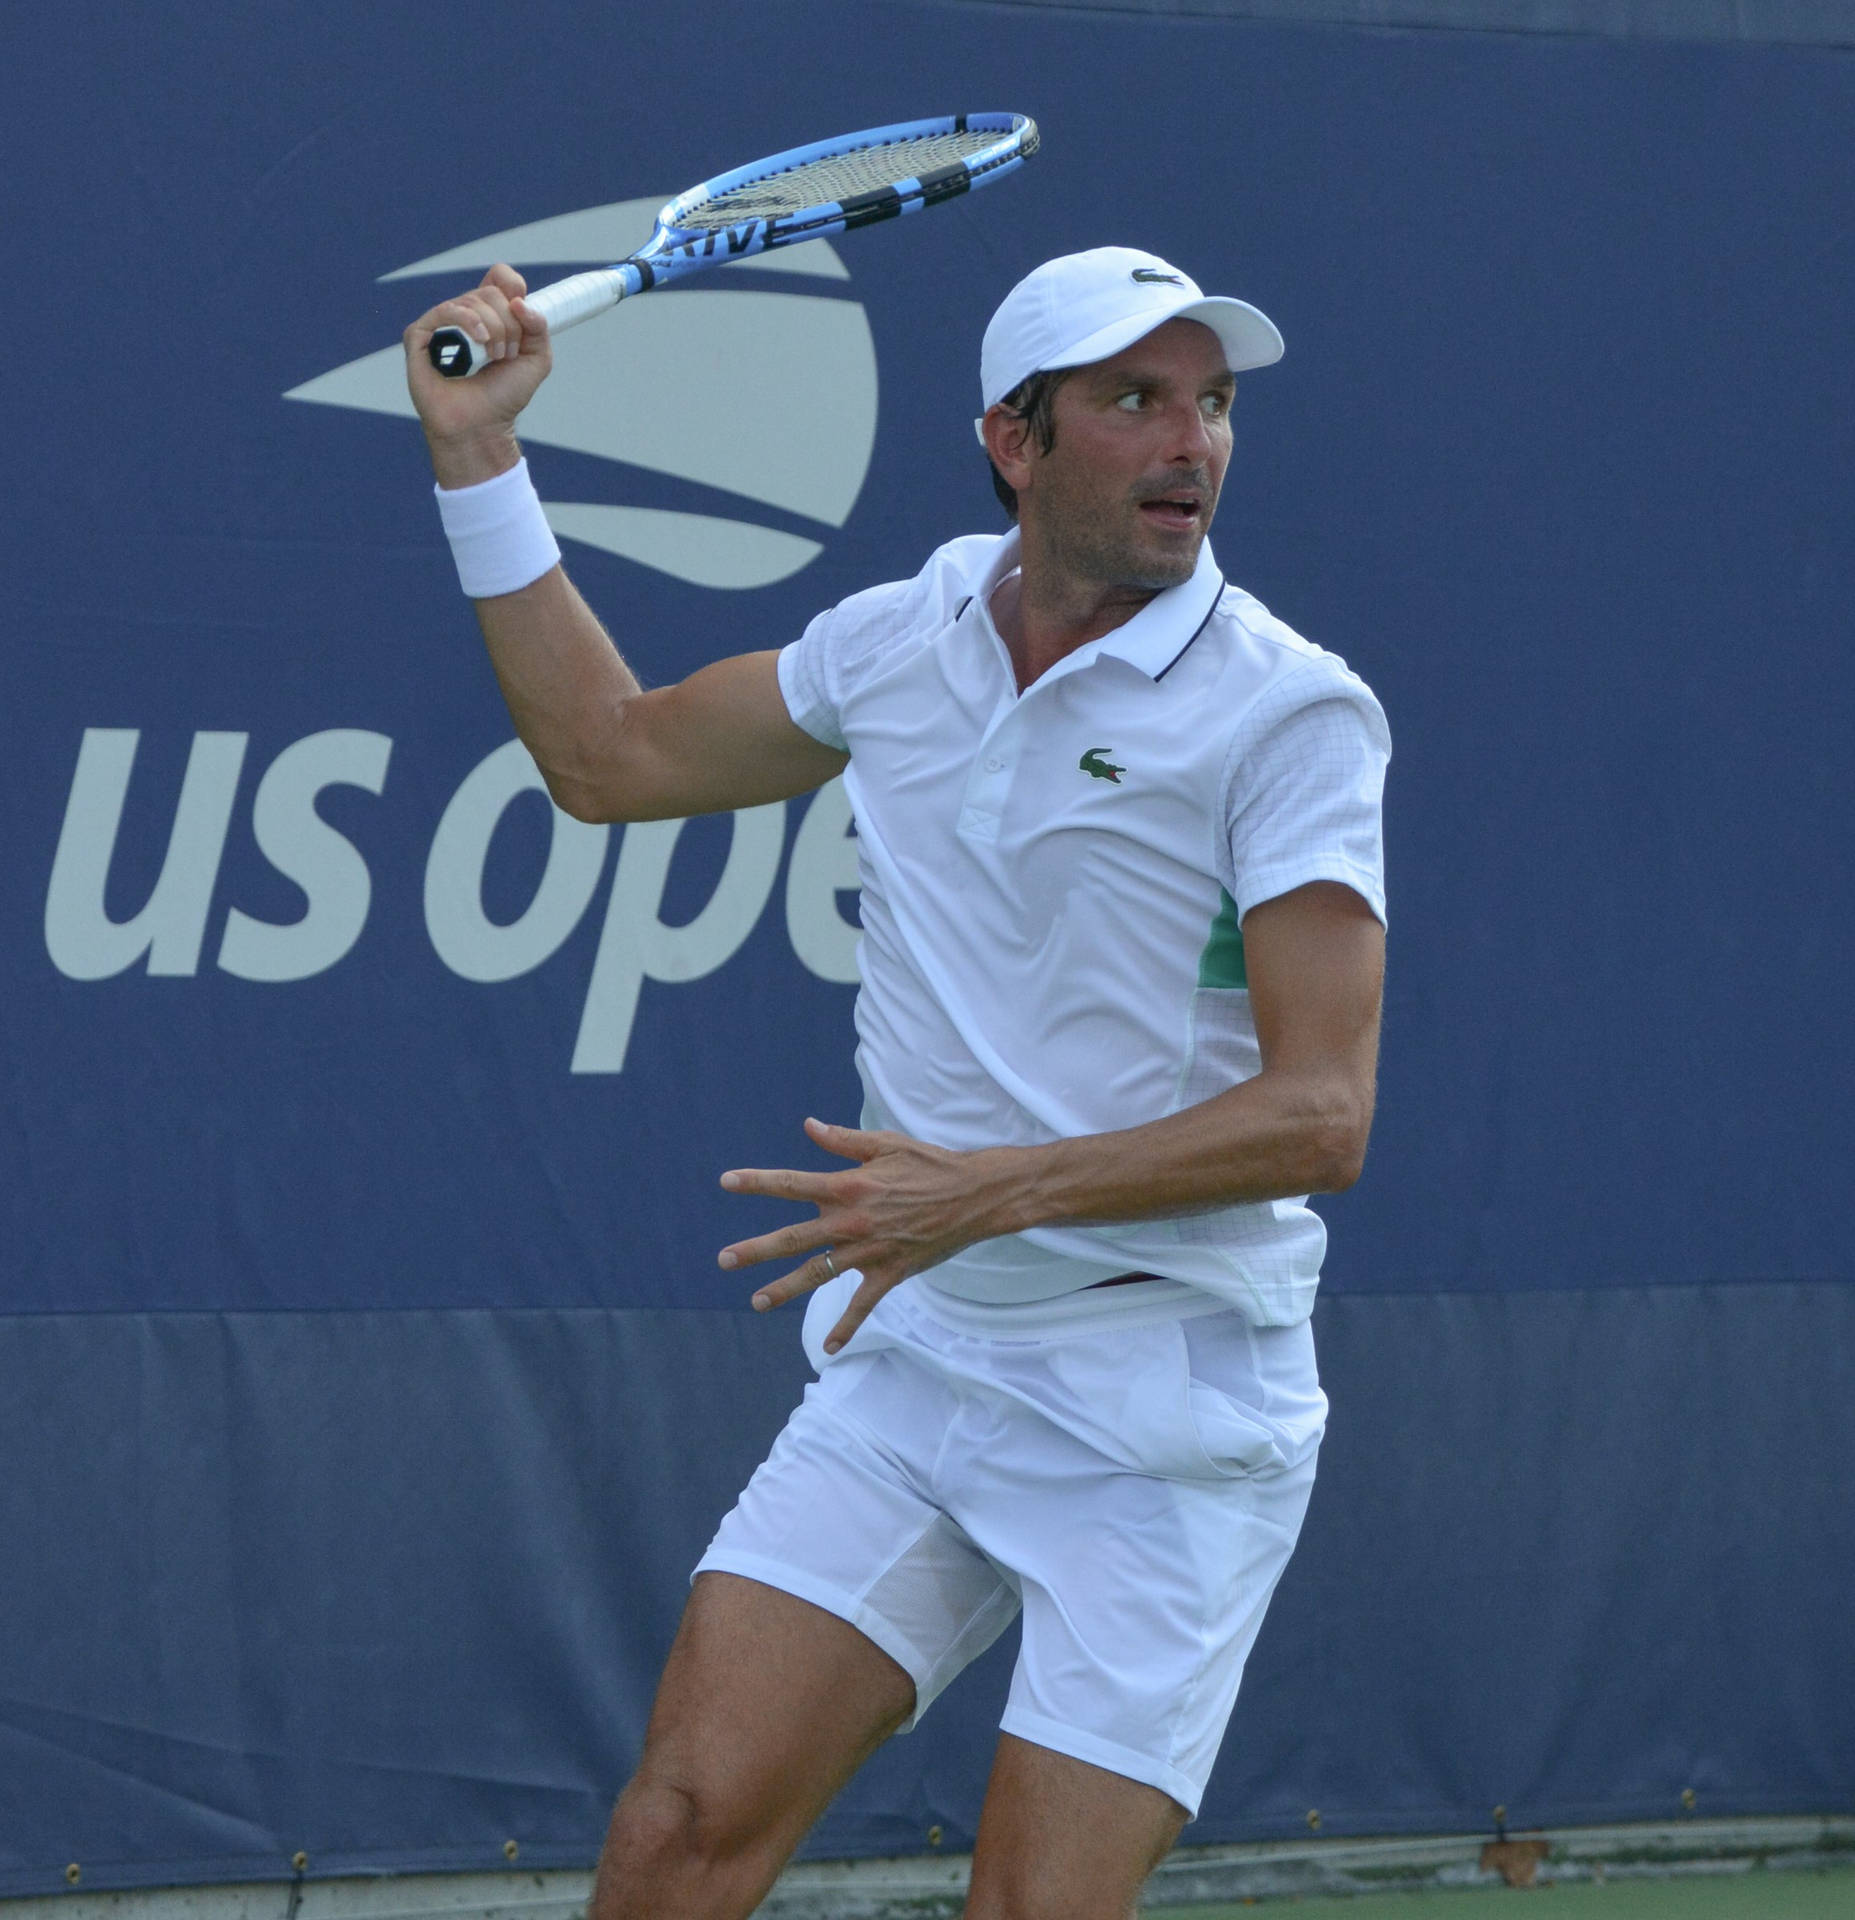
[1054,527,1204,597]
[1110,540,1204,594]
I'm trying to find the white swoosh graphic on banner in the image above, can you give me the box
[285,198,876,588]
[539,503,820,589]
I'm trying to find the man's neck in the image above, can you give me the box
[988,568,1162,693]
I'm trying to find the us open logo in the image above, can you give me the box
[45,730,863,1074]
[285,196,880,589]
[40,204,874,1072]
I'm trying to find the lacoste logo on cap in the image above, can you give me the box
[1131,268,1184,286]
[1080,746,1125,783]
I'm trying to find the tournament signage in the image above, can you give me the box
[46,730,861,1067]
[291,198,881,589]
[2,0,1850,1895]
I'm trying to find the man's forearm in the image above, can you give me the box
[409,272,848,830]
[421,414,648,821]
[720,883,1386,1300]
[470,563,649,822]
[964,1064,1374,1247]
[719,1060,1376,1338]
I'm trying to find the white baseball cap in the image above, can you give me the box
[980,246,1284,412]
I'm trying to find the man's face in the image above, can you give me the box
[1014,318,1236,594]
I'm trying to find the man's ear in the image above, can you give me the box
[981,404,1036,494]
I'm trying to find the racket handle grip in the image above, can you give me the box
[427,268,634,379]
[427,330,489,377]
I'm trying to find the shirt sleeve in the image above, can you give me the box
[1223,662,1391,927]
[775,540,999,756]
[777,605,848,753]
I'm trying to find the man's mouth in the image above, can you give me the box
[1138,495,1203,531]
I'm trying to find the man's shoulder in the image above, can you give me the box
[794,534,1007,699]
[827,531,1008,632]
[1207,582,1384,714]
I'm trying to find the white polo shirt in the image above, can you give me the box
[777,528,1389,1330]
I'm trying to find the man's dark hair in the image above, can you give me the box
[985,367,1076,521]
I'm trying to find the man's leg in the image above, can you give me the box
[963,1734,1188,1920]
[591,1571,916,1920]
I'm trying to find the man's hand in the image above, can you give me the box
[719,1118,1014,1355]
[715,884,1383,1358]
[403,264,552,489]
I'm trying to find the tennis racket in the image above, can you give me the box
[427,113,1039,378]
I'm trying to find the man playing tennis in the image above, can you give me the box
[405,246,1388,1920]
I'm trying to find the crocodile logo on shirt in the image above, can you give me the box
[1079,746,1125,784]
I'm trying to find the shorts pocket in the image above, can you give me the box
[1037,1318,1285,1483]
[1180,1310,1326,1478]
[1184,1379,1290,1476]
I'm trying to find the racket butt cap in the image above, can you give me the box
[428,328,489,379]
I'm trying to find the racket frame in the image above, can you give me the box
[427,112,1037,376]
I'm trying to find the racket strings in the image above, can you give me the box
[680,130,1006,228]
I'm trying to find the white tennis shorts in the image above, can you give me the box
[695,1278,1324,1814]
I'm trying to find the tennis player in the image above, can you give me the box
[405,246,1388,1920]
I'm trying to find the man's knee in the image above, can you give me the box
[608,1772,711,1867]
[591,1772,771,1920]
[588,1575,916,1918]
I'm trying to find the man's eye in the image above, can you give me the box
[1115,391,1147,412]
[1201,392,1232,419]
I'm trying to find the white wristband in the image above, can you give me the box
[434,458,562,599]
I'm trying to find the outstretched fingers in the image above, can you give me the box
[747,1249,846,1316]
[718,1116,988,1346]
[716,1168,839,1276]
[718,1164,837,1206]
[801,1115,888,1160]
[744,1252,896,1357]
[820,1272,896,1356]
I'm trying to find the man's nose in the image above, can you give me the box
[1163,397,1214,462]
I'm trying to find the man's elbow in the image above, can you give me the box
[538,748,656,823]
[533,697,654,822]
[1311,1143,1368,1193]
[1306,1095,1375,1193]
[545,770,619,823]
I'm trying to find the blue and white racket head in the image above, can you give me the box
[428,113,1038,375]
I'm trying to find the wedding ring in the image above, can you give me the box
[822,1250,839,1278]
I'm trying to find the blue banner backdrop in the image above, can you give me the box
[2,0,1850,1891]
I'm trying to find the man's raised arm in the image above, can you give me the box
[404,265,848,824]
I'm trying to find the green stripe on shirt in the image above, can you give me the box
[1197,887,1248,988]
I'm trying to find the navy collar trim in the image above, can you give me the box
[1154,577,1225,682]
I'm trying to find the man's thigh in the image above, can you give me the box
[966,1734,1189,1920]
[628,1569,916,1821]
[694,1349,1023,1719]
[594,1572,915,1920]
